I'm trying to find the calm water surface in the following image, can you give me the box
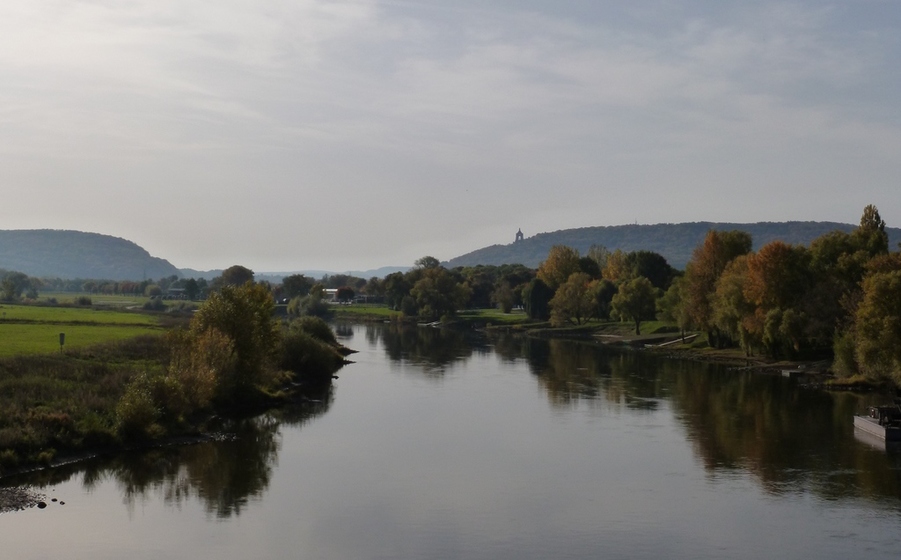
[3,324,901,559]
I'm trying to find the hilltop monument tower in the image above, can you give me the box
[515,228,524,243]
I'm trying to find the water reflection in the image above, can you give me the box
[364,323,481,374]
[6,325,901,523]
[519,335,901,504]
[6,387,333,518]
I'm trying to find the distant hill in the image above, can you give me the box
[444,222,901,271]
[180,267,411,282]
[0,230,182,280]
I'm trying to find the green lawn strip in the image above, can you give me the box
[0,304,159,325]
[457,309,530,325]
[0,324,163,357]
[37,292,150,307]
[329,304,402,319]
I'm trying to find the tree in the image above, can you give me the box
[710,256,756,353]
[336,286,355,303]
[852,204,889,257]
[410,267,471,320]
[577,257,602,280]
[383,272,412,310]
[625,251,676,290]
[590,278,617,321]
[1,271,30,301]
[492,280,515,313]
[601,250,631,285]
[853,270,901,383]
[549,273,595,326]
[744,241,811,311]
[184,278,200,300]
[586,244,610,271]
[523,278,553,321]
[415,256,441,270]
[537,245,581,291]
[220,265,255,287]
[658,276,692,341]
[190,282,280,402]
[683,230,753,345]
[611,277,658,335]
[281,274,313,299]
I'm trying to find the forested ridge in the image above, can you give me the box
[0,230,180,280]
[446,221,901,270]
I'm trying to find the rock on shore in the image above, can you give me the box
[0,486,45,513]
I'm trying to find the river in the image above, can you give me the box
[2,323,900,559]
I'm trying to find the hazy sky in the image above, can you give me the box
[2,1,899,272]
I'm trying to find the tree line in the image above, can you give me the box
[3,204,899,386]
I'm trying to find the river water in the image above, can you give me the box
[2,323,901,559]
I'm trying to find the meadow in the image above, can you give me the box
[0,303,163,357]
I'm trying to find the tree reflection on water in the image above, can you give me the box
[7,386,333,519]
[364,323,484,375]
[484,330,901,504]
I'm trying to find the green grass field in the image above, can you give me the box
[0,324,164,357]
[0,303,163,357]
[0,304,158,325]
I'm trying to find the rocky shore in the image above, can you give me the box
[0,486,45,513]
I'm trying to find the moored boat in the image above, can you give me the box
[854,399,901,442]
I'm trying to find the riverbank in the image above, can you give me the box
[0,485,45,512]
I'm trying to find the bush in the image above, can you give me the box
[143,298,166,311]
[278,331,345,384]
[289,316,338,346]
[115,373,161,440]
[168,328,235,409]
[74,296,92,306]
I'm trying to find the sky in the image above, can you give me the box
[2,1,900,273]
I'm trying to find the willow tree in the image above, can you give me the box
[612,277,659,335]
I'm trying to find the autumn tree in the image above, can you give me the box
[601,249,631,285]
[537,245,581,291]
[190,282,280,403]
[711,256,756,353]
[683,230,753,346]
[611,277,659,335]
[549,273,595,326]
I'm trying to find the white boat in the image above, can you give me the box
[853,402,901,442]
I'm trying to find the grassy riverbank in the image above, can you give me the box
[0,296,351,479]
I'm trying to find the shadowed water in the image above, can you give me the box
[2,323,900,559]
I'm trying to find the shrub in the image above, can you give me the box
[143,298,166,311]
[115,373,161,440]
[168,328,235,409]
[289,316,338,346]
[74,296,92,306]
[278,331,345,384]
